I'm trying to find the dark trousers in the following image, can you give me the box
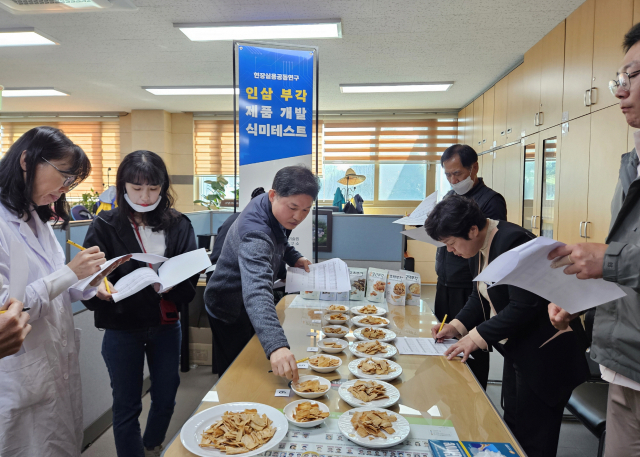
[208,307,256,377]
[101,322,181,457]
[502,356,569,457]
[434,282,490,389]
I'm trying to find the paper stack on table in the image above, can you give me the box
[395,337,458,356]
[474,236,627,314]
[285,258,350,293]
[393,192,437,226]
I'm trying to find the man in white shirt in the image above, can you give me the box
[548,23,640,455]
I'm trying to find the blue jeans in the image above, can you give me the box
[102,322,181,457]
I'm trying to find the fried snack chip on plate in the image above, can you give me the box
[293,402,330,422]
[347,381,388,403]
[351,410,398,440]
[358,358,395,375]
[199,409,277,454]
[328,305,347,311]
[359,316,387,325]
[356,341,388,355]
[329,314,348,320]
[359,304,379,314]
[362,328,386,339]
[295,379,328,393]
[322,342,344,348]
[310,355,340,367]
[323,326,347,335]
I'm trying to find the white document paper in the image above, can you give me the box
[395,336,458,356]
[401,227,445,247]
[111,248,211,302]
[285,258,351,293]
[393,192,437,226]
[474,236,627,314]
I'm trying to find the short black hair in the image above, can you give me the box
[623,22,640,53]
[272,165,320,199]
[440,144,478,169]
[251,187,265,199]
[424,194,487,241]
[0,126,91,229]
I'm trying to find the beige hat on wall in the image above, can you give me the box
[337,168,366,186]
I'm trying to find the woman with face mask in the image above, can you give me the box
[0,127,126,457]
[205,165,319,380]
[82,150,198,457]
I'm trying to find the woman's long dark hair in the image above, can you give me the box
[116,150,180,231]
[0,126,91,228]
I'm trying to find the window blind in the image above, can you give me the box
[323,119,458,162]
[194,120,324,177]
[0,121,120,197]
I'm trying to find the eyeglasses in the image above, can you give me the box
[41,157,79,190]
[609,69,640,96]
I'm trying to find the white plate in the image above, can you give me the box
[180,402,288,457]
[348,358,403,381]
[317,338,347,354]
[308,354,342,373]
[283,399,330,428]
[324,305,349,314]
[322,325,349,338]
[338,380,400,409]
[353,327,397,343]
[291,375,332,399]
[349,341,397,359]
[350,305,387,316]
[338,408,410,449]
[351,315,390,328]
[325,313,350,325]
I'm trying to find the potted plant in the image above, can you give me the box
[194,176,229,210]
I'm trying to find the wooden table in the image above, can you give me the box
[165,295,524,456]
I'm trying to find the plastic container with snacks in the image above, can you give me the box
[366,268,388,303]
[301,291,320,300]
[386,271,406,306]
[348,267,367,301]
[320,292,336,301]
[404,272,421,306]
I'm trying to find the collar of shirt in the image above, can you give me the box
[633,129,640,178]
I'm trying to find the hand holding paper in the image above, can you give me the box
[285,258,350,293]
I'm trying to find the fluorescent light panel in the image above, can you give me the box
[340,83,453,93]
[175,20,341,41]
[0,29,56,47]
[143,87,238,95]
[1,88,68,97]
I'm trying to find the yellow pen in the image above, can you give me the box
[435,314,448,343]
[66,240,111,294]
[0,308,30,314]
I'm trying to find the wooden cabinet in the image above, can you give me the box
[522,40,543,137]
[539,21,566,129]
[506,65,524,143]
[503,143,523,224]
[635,0,640,23]
[467,101,475,147]
[482,86,495,151]
[482,152,494,188]
[473,96,484,151]
[492,148,507,196]
[457,107,465,143]
[494,77,509,147]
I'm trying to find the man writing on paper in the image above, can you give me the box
[547,23,640,456]
[434,144,507,389]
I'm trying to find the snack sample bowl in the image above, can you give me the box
[353,327,397,343]
[338,379,400,409]
[291,375,331,399]
[324,304,348,314]
[350,305,387,316]
[348,358,403,381]
[317,338,347,354]
[326,313,350,325]
[338,407,410,449]
[283,399,330,429]
[349,341,397,359]
[309,354,343,373]
[351,315,390,328]
[322,325,349,338]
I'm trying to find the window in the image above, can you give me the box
[197,175,239,202]
[378,164,427,201]
[319,164,374,201]
[435,164,450,201]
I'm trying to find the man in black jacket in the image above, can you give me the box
[434,144,507,389]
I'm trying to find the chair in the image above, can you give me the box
[565,310,608,457]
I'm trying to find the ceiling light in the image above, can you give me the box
[340,83,453,93]
[1,88,68,97]
[0,28,56,47]
[143,86,239,95]
[175,20,341,41]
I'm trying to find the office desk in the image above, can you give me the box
[165,294,524,456]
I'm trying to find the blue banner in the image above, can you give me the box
[238,45,315,166]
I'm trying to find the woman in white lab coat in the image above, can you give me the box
[0,126,129,457]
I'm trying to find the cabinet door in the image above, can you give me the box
[557,116,591,245]
[538,126,562,239]
[457,107,465,143]
[563,0,595,121]
[592,0,633,111]
[504,143,524,224]
[467,101,475,147]
[506,65,524,143]
[522,42,543,137]
[494,77,509,147]
[522,135,540,234]
[492,149,507,196]
[539,21,566,130]
[482,87,495,151]
[482,152,494,188]
[635,0,640,23]
[473,96,484,151]
[587,106,629,242]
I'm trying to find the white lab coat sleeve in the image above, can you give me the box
[43,265,97,302]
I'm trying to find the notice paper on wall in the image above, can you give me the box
[395,337,458,356]
[393,192,437,226]
[401,227,445,247]
[474,236,627,314]
[285,258,351,293]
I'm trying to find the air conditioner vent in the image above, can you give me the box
[10,0,95,5]
[0,0,136,13]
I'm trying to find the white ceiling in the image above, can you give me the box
[0,0,585,114]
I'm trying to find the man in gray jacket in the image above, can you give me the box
[548,23,640,455]
[205,166,317,380]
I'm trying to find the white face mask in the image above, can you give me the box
[124,193,162,213]
[450,176,474,195]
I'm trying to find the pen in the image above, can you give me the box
[66,240,111,294]
[0,307,30,314]
[435,314,448,343]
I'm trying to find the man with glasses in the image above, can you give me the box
[547,23,640,455]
